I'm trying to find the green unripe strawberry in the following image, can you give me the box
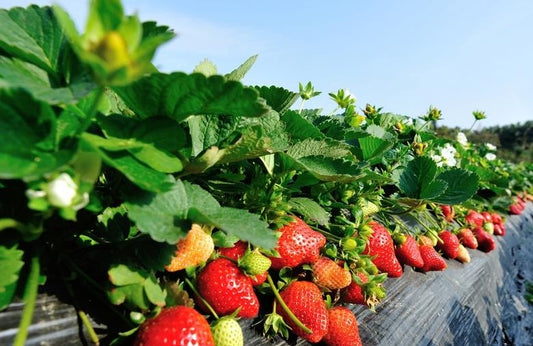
[358,199,379,216]
[483,222,494,234]
[239,250,271,276]
[211,316,243,346]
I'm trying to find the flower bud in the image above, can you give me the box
[46,173,78,208]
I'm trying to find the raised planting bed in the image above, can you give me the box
[2,203,531,346]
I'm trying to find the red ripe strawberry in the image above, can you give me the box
[218,242,268,285]
[250,271,268,286]
[509,203,523,215]
[440,204,455,222]
[481,212,492,223]
[363,222,403,277]
[269,216,326,270]
[196,258,259,318]
[418,236,447,272]
[218,240,247,260]
[311,257,352,290]
[493,223,506,236]
[322,306,362,346]
[276,281,328,343]
[436,230,460,259]
[465,210,485,228]
[457,228,478,249]
[341,271,386,309]
[342,272,368,305]
[490,212,503,225]
[394,234,424,268]
[472,227,496,252]
[134,306,214,346]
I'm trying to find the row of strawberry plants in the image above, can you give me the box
[0,1,532,345]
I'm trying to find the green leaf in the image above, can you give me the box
[81,133,175,192]
[143,274,166,307]
[0,88,75,179]
[125,180,277,249]
[225,54,257,81]
[124,180,190,244]
[290,155,364,182]
[97,115,185,173]
[0,6,61,74]
[184,183,277,249]
[0,244,24,292]
[113,72,270,121]
[288,198,330,226]
[286,138,354,160]
[0,57,82,104]
[280,110,325,141]
[358,135,394,161]
[108,264,146,286]
[193,58,217,76]
[432,168,479,205]
[254,85,299,114]
[398,157,443,199]
[186,112,289,173]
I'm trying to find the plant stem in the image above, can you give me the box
[184,278,219,319]
[78,310,100,345]
[266,275,312,334]
[13,251,40,346]
[468,120,478,133]
[77,87,105,135]
[298,99,305,114]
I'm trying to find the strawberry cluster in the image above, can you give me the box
[133,203,513,346]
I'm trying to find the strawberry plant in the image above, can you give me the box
[0,1,531,345]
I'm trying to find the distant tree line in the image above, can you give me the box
[436,120,533,163]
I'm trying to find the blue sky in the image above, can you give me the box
[1,0,532,129]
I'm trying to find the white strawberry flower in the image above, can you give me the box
[485,153,497,161]
[46,173,78,208]
[485,143,497,151]
[456,132,468,147]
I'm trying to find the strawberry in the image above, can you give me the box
[322,306,362,346]
[418,236,447,272]
[455,244,471,263]
[211,315,243,346]
[269,216,326,270]
[276,281,328,343]
[218,240,248,260]
[472,227,496,252]
[341,271,386,309]
[493,223,506,236]
[134,306,214,346]
[342,272,368,305]
[457,228,478,249]
[363,221,403,277]
[196,258,259,318]
[436,230,460,259]
[358,198,380,216]
[481,211,493,223]
[440,204,455,222]
[219,242,268,284]
[239,250,271,276]
[465,210,485,228]
[249,271,268,286]
[490,212,503,225]
[166,224,214,272]
[394,234,424,268]
[311,257,352,290]
[509,203,523,215]
[483,222,495,234]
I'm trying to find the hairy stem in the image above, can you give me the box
[13,250,40,346]
[266,275,312,334]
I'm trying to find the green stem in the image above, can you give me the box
[468,119,478,133]
[13,251,40,346]
[0,218,24,231]
[266,275,312,334]
[184,278,219,319]
[298,99,305,114]
[77,87,105,135]
[78,310,100,345]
